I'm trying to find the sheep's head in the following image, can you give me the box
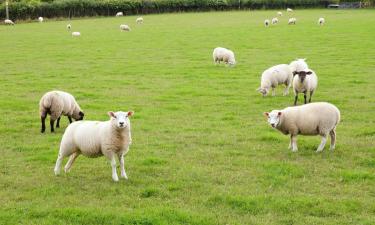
[108,111,134,129]
[293,70,312,82]
[73,111,84,121]
[264,111,282,128]
[257,87,268,97]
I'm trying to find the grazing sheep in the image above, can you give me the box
[212,47,236,66]
[288,18,296,25]
[293,69,318,105]
[72,32,81,37]
[277,11,283,16]
[264,102,340,152]
[287,8,293,12]
[319,17,325,25]
[264,19,270,27]
[120,24,131,31]
[4,19,14,25]
[289,58,308,74]
[257,64,293,97]
[38,17,44,23]
[39,90,84,133]
[67,24,71,30]
[54,111,134,182]
[272,17,279,25]
[136,17,144,24]
[116,12,124,17]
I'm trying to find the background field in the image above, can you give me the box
[0,9,375,224]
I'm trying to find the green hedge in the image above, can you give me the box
[1,0,337,21]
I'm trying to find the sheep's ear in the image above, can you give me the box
[306,71,312,75]
[79,111,84,117]
[278,112,282,116]
[264,112,269,117]
[108,111,116,118]
[127,111,134,117]
[293,71,298,76]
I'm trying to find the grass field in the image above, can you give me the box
[1,9,375,225]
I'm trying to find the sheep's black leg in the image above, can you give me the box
[304,92,307,104]
[68,116,73,123]
[309,91,314,103]
[50,120,55,133]
[294,94,298,106]
[41,116,46,133]
[56,117,61,128]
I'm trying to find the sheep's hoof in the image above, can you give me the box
[54,170,60,176]
[112,176,119,182]
[316,149,324,153]
[291,149,298,152]
[121,174,128,179]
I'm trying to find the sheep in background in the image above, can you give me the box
[4,19,14,25]
[264,19,270,27]
[136,17,144,24]
[212,47,236,66]
[319,17,325,26]
[116,12,124,17]
[72,31,81,37]
[287,8,293,12]
[38,17,44,23]
[288,18,296,25]
[54,111,134,182]
[289,58,308,74]
[67,24,71,30]
[293,69,318,105]
[272,18,279,25]
[39,90,84,133]
[120,24,131,31]
[264,102,340,152]
[277,11,283,16]
[257,64,293,97]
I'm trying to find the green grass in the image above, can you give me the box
[1,9,375,224]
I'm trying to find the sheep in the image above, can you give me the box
[116,12,124,17]
[54,111,134,182]
[318,17,325,26]
[277,11,283,16]
[120,24,131,31]
[136,17,144,24]
[264,19,270,27]
[293,69,318,105]
[287,8,293,12]
[38,17,43,23]
[257,64,293,97]
[212,47,236,66]
[272,17,279,25]
[4,19,14,25]
[289,58,308,74]
[264,102,340,152]
[39,90,84,133]
[288,18,296,25]
[67,24,71,30]
[72,32,81,37]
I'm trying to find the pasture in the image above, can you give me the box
[0,9,375,224]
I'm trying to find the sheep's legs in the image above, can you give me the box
[291,135,298,152]
[329,129,336,151]
[272,88,276,96]
[283,85,290,96]
[41,116,46,133]
[294,94,298,106]
[50,119,55,132]
[54,153,65,175]
[56,117,61,128]
[118,153,128,179]
[105,153,119,182]
[68,116,73,123]
[309,91,314,103]
[288,137,292,149]
[316,134,327,152]
[303,91,307,104]
[64,152,79,173]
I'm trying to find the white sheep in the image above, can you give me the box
[293,69,318,105]
[277,11,283,16]
[287,8,293,12]
[318,17,325,26]
[212,47,236,66]
[289,58,308,74]
[67,24,71,30]
[72,31,81,37]
[4,19,14,25]
[54,111,134,182]
[288,18,296,25]
[136,17,144,24]
[264,19,270,27]
[39,90,84,133]
[257,64,293,97]
[272,17,278,25]
[116,12,124,17]
[120,24,131,31]
[264,102,340,152]
[38,17,44,23]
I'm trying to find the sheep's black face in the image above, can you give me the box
[78,111,84,120]
[294,71,312,82]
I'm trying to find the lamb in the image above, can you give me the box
[257,64,293,97]
[54,111,134,182]
[264,19,270,27]
[116,12,124,17]
[4,19,14,25]
[39,90,84,133]
[120,24,131,31]
[72,31,81,37]
[38,17,43,23]
[67,24,71,30]
[318,17,325,26]
[277,11,283,16]
[136,17,144,24]
[288,18,296,25]
[293,69,318,105]
[287,8,293,12]
[264,102,340,152]
[289,58,308,74]
[272,17,278,25]
[212,47,236,66]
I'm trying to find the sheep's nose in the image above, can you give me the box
[271,123,275,128]
[119,122,124,126]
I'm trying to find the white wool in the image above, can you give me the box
[136,17,144,24]
[264,19,270,27]
[54,111,134,182]
[265,102,340,152]
[67,24,71,30]
[38,17,43,22]
[287,8,293,12]
[288,18,296,25]
[289,58,308,73]
[272,17,278,25]
[116,12,124,17]
[277,11,283,16]
[257,64,293,96]
[319,17,325,25]
[212,47,236,66]
[4,19,14,25]
[72,32,81,37]
[120,24,131,31]
[292,69,318,105]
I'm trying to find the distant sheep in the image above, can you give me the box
[293,69,318,105]
[264,19,270,27]
[264,102,340,152]
[212,47,236,66]
[39,90,84,133]
[120,24,131,31]
[136,17,144,24]
[38,17,43,23]
[116,12,123,17]
[72,32,81,37]
[4,19,14,25]
[67,24,71,30]
[287,8,293,12]
[289,58,308,74]
[277,11,283,16]
[272,18,278,25]
[319,17,325,26]
[257,64,293,97]
[54,111,134,182]
[288,18,296,25]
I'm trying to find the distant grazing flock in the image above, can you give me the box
[4,8,338,181]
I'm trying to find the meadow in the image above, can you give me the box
[0,9,375,224]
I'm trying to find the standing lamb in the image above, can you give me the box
[287,8,293,12]
[288,18,296,25]
[264,102,340,152]
[264,19,270,27]
[136,17,144,24]
[38,17,44,23]
[257,64,293,97]
[116,12,124,17]
[212,47,236,66]
[272,18,279,25]
[4,19,14,25]
[67,24,71,30]
[120,24,131,31]
[39,90,84,133]
[293,69,318,105]
[54,111,134,182]
[72,32,81,37]
[289,58,308,74]
[318,17,325,26]
[277,11,283,16]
